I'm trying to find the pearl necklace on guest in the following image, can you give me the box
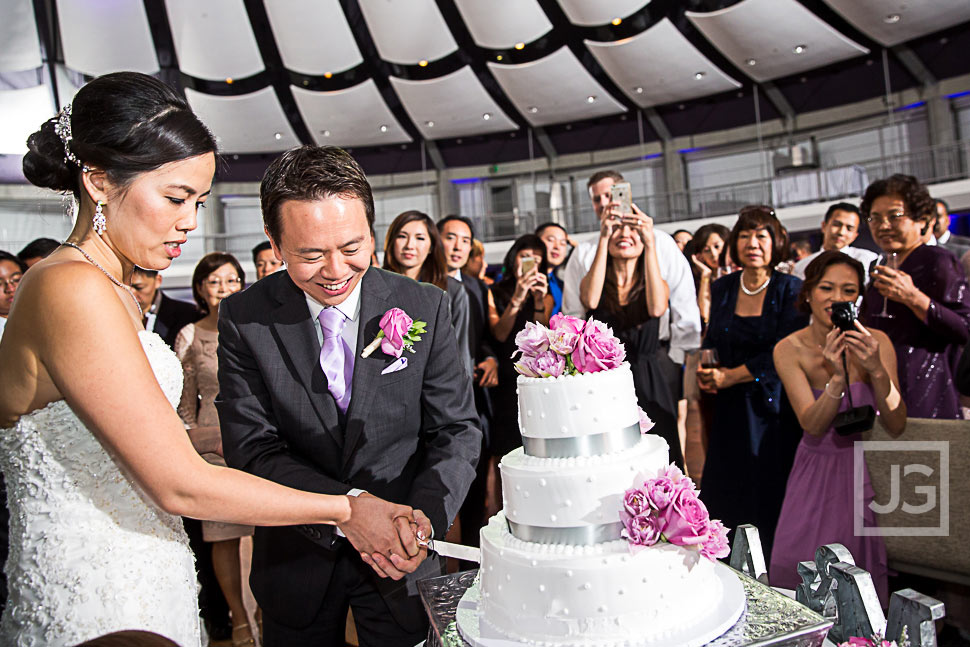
[739,271,771,296]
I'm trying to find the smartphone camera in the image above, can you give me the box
[830,301,857,332]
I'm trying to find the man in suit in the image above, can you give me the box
[934,199,970,271]
[128,267,201,349]
[216,145,481,647]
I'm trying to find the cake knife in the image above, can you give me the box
[417,537,481,563]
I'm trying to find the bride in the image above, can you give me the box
[0,72,424,646]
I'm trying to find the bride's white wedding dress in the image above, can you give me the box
[0,331,202,647]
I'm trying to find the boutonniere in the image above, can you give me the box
[361,307,427,358]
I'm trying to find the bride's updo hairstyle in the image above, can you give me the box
[23,72,217,199]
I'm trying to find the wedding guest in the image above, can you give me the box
[579,206,682,468]
[128,266,201,349]
[933,199,970,263]
[792,203,878,283]
[697,206,808,557]
[175,253,257,646]
[770,251,905,604]
[383,210,471,373]
[860,174,970,418]
[673,229,693,252]
[486,235,554,514]
[536,222,570,316]
[17,237,59,268]
[465,239,489,284]
[252,240,283,280]
[0,251,26,341]
[789,240,812,262]
[689,223,730,329]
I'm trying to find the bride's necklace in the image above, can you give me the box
[740,272,771,296]
[61,242,143,317]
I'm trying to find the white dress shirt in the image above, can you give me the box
[792,246,879,283]
[561,228,701,364]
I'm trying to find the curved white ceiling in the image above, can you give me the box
[587,19,741,109]
[687,0,869,83]
[57,0,158,76]
[390,66,517,140]
[292,80,411,148]
[358,0,457,65]
[185,87,299,154]
[1,0,42,72]
[264,0,362,75]
[454,0,552,50]
[822,0,970,48]
[0,84,55,154]
[556,0,650,27]
[165,0,264,81]
[488,47,626,127]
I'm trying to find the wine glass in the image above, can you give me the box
[699,348,720,369]
[874,252,899,318]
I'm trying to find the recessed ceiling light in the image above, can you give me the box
[225,77,233,84]
[528,106,538,113]
[793,44,806,54]
[274,132,282,140]
[694,71,706,80]
[746,58,757,66]
[380,124,388,133]
[586,95,596,103]
[611,17,622,26]
[322,130,331,137]
[514,42,525,50]
[232,154,238,160]
[418,60,428,67]
[302,80,309,86]
[634,86,643,94]
[884,13,901,23]
[496,55,503,61]
[324,72,333,79]
[425,120,434,127]
[483,113,492,120]
[678,104,685,110]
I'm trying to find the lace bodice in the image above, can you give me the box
[0,331,201,647]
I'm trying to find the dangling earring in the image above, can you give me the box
[93,200,106,236]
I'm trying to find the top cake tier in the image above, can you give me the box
[517,362,641,459]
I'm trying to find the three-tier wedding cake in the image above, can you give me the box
[462,315,744,647]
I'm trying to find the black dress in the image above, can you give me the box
[488,285,536,457]
[590,294,684,470]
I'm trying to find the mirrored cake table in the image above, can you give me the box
[419,569,834,647]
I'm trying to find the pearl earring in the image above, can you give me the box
[93,201,106,236]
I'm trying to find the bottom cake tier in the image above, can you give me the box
[479,512,725,646]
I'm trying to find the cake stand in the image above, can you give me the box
[419,568,834,647]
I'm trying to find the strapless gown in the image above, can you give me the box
[0,331,202,646]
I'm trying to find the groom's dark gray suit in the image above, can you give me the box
[215,267,481,633]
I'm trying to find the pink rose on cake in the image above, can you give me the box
[572,319,625,373]
[515,321,550,356]
[661,488,711,547]
[534,350,566,378]
[700,520,730,560]
[638,406,655,433]
[549,313,585,335]
[622,487,650,516]
[622,513,663,547]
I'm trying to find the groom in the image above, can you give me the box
[216,146,481,646]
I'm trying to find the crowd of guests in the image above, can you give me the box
[3,168,970,631]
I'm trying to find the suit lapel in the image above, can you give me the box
[268,275,342,444]
[341,269,393,470]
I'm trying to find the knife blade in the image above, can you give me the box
[418,538,481,563]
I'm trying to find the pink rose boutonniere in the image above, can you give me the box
[361,308,427,358]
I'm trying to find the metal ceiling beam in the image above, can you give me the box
[760,81,795,129]
[533,127,558,160]
[424,140,446,171]
[891,44,937,87]
[644,108,671,142]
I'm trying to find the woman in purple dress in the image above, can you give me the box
[860,174,970,418]
[771,252,906,604]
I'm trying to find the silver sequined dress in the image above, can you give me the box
[0,331,201,647]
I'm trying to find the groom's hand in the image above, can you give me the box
[362,510,432,580]
[340,493,414,577]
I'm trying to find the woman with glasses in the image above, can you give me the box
[859,174,970,419]
[696,206,808,558]
[0,251,27,342]
[175,252,257,646]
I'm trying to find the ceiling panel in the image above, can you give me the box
[0,0,42,72]
[586,19,741,109]
[358,0,457,65]
[390,67,517,140]
[453,0,552,50]
[264,0,362,75]
[488,47,627,127]
[184,87,299,154]
[687,0,869,83]
[822,0,970,48]
[0,84,55,154]
[165,0,264,81]
[57,0,158,76]
[291,80,412,147]
[556,0,650,27]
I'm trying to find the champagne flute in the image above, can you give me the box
[875,252,899,318]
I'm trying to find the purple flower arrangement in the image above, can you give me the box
[621,464,730,562]
[513,313,626,378]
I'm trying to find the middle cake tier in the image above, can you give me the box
[500,434,669,543]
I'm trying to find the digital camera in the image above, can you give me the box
[830,301,858,332]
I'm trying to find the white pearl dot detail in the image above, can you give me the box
[538,478,547,487]
[538,584,546,592]
[582,582,591,590]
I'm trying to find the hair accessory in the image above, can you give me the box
[93,201,106,236]
[53,104,83,168]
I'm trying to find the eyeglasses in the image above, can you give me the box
[865,211,908,226]
[0,275,22,290]
[204,277,242,288]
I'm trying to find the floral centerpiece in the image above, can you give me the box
[621,464,730,562]
[512,313,626,378]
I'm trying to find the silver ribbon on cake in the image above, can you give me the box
[521,422,641,458]
[507,519,625,545]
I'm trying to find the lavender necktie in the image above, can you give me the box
[318,307,353,413]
